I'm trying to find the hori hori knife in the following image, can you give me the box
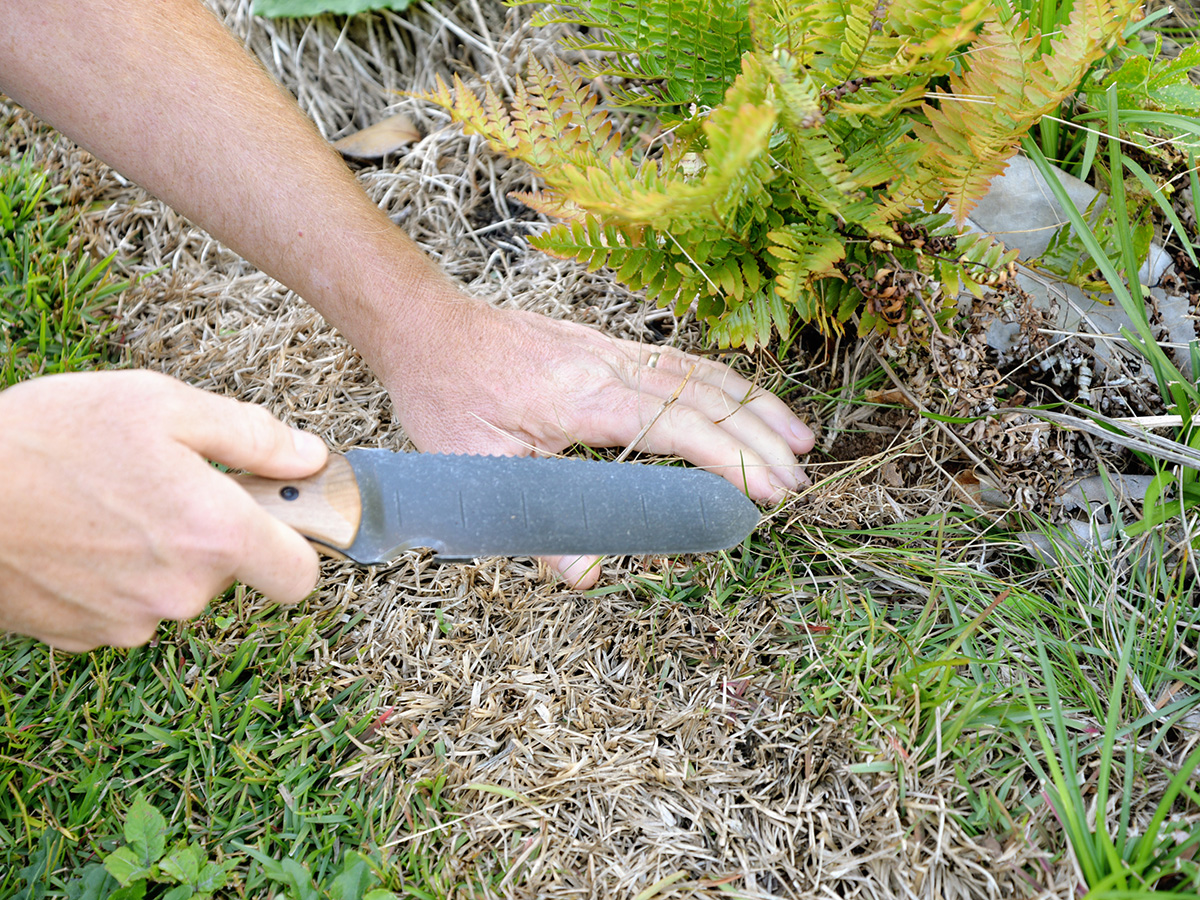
[239,449,761,564]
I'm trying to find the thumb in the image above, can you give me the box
[542,554,603,590]
[170,383,328,478]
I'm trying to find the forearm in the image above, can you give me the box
[0,0,458,380]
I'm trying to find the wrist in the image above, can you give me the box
[324,230,490,387]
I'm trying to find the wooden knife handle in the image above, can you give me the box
[237,454,363,551]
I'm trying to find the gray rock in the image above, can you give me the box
[967,154,1195,376]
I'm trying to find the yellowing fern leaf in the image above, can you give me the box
[915,0,1140,221]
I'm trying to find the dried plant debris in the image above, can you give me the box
[301,558,1052,898]
[332,112,422,159]
[4,0,1194,896]
[806,275,1167,530]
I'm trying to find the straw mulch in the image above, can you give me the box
[8,1,1168,896]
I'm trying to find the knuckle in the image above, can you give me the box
[146,575,225,623]
[694,382,739,418]
[125,369,177,406]
[121,370,189,431]
[180,584,222,619]
[206,517,249,572]
[170,494,246,573]
[110,618,161,649]
[239,403,288,460]
[668,404,712,432]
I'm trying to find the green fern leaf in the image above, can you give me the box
[527,0,753,112]
[766,224,846,332]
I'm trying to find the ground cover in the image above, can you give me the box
[2,1,1198,898]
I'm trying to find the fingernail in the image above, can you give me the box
[790,421,815,450]
[292,429,327,465]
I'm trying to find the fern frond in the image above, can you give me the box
[507,189,585,221]
[530,218,705,314]
[551,65,780,227]
[522,56,624,165]
[948,228,1022,298]
[748,0,847,74]
[767,223,847,335]
[915,0,1140,221]
[529,216,646,275]
[755,50,825,135]
[528,0,753,112]
[428,0,1146,348]
[419,57,622,172]
[707,286,791,349]
[422,74,505,150]
[880,0,990,74]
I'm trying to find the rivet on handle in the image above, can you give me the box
[236,454,363,551]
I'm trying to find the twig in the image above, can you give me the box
[614,363,697,463]
[1018,404,1200,469]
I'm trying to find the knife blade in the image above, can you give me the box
[238,449,760,564]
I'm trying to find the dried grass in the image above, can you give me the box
[3,1,1182,896]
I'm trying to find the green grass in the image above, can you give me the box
[0,153,126,386]
[629,508,1200,894]
[1,591,468,898]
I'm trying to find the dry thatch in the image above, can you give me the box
[7,1,1194,896]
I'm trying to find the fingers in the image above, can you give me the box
[0,371,324,656]
[633,369,803,490]
[168,380,328,478]
[542,554,603,589]
[230,508,322,606]
[609,392,788,502]
[640,350,815,455]
[163,380,325,603]
[202,472,323,607]
[611,352,812,501]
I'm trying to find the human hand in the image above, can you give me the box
[378,295,815,589]
[0,370,329,652]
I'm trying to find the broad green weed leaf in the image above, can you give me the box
[62,864,117,900]
[123,794,168,865]
[253,856,321,900]
[329,851,379,900]
[160,845,227,894]
[107,882,147,900]
[363,892,400,900]
[194,861,228,893]
[251,0,413,17]
[160,886,196,900]
[158,842,204,884]
[103,848,153,887]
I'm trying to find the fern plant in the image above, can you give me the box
[421,0,1142,348]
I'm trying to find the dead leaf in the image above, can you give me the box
[950,470,1008,512]
[864,388,917,409]
[332,113,421,159]
[880,459,904,487]
[1156,681,1186,710]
